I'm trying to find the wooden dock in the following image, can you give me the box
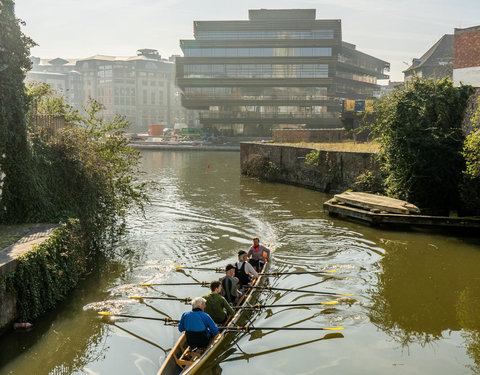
[324,192,480,230]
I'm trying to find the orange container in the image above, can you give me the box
[149,124,164,136]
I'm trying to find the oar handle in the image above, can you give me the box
[98,312,179,323]
[218,325,344,332]
[139,282,210,287]
[174,266,223,272]
[246,285,354,296]
[233,301,339,309]
[264,270,337,276]
[129,296,192,303]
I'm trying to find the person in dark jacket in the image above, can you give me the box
[178,297,219,348]
[235,250,258,286]
[220,264,242,304]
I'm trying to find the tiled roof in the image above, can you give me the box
[403,34,453,73]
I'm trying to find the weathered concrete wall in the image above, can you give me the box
[272,129,348,143]
[240,142,378,193]
[0,224,57,334]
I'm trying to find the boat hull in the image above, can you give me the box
[158,257,272,375]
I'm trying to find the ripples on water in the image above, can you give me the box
[3,151,480,375]
[79,152,378,373]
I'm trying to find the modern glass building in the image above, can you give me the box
[175,9,390,135]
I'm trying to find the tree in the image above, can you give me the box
[0,0,37,223]
[461,96,480,214]
[371,78,473,214]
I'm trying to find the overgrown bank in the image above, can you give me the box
[0,2,148,331]
[242,79,480,216]
[3,220,86,321]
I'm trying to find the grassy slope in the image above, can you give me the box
[277,141,380,153]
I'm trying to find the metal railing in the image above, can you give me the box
[200,112,337,120]
[29,114,66,138]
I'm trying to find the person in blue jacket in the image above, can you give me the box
[178,296,219,348]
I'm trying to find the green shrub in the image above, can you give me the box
[371,78,473,214]
[6,220,87,320]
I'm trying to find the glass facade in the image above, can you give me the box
[196,30,334,40]
[184,47,332,57]
[184,64,328,78]
[336,70,377,84]
[185,86,328,100]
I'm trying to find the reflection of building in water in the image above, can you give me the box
[368,235,480,365]
[175,9,390,136]
[27,50,198,134]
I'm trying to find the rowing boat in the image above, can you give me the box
[157,251,273,375]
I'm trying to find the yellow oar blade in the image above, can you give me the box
[129,296,142,299]
[321,301,338,305]
[325,270,337,273]
[173,265,182,268]
[98,312,112,316]
[337,293,355,296]
[139,283,152,286]
[324,327,344,330]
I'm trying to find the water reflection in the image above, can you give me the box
[0,262,118,374]
[369,235,480,368]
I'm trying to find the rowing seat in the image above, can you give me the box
[175,346,204,368]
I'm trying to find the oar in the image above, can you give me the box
[98,312,179,323]
[174,265,223,272]
[139,282,210,287]
[130,295,192,303]
[245,285,354,296]
[219,325,344,332]
[234,301,339,310]
[264,270,337,276]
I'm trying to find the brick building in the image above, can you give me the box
[453,25,480,87]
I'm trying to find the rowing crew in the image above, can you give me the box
[178,238,270,349]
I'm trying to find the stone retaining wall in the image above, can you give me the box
[0,224,57,334]
[240,142,378,193]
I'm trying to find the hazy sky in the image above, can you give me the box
[15,0,480,82]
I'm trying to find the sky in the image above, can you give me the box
[15,0,480,82]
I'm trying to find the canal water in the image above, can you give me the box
[1,150,480,375]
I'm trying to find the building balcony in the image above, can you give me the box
[181,94,341,109]
[176,77,335,89]
[199,111,341,126]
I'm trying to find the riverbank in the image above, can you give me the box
[240,142,378,193]
[0,224,57,334]
[0,220,93,336]
[129,142,240,151]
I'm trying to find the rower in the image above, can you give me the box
[235,250,258,287]
[178,297,219,348]
[220,264,242,305]
[247,237,270,272]
[203,280,235,324]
